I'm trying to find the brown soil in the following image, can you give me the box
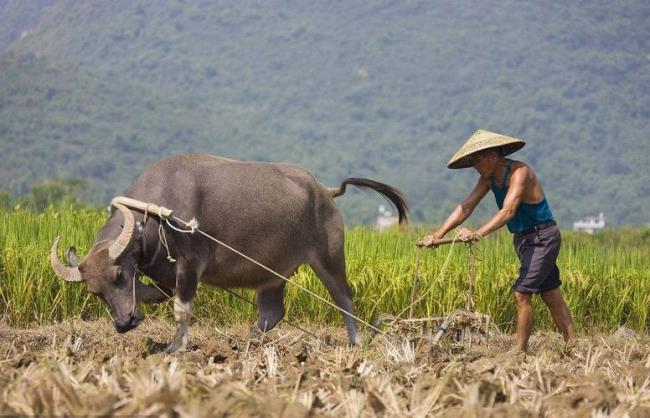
[1,319,648,417]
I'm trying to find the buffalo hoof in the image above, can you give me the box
[163,341,183,354]
[348,338,362,347]
[250,324,266,338]
[163,334,188,354]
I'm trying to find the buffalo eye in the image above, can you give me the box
[113,267,126,285]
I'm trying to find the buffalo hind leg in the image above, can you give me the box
[165,271,198,354]
[310,257,360,346]
[252,282,286,336]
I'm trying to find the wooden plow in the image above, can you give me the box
[373,238,501,349]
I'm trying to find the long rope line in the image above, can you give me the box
[164,216,389,338]
[396,233,460,319]
[125,199,467,344]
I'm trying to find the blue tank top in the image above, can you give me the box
[491,159,554,234]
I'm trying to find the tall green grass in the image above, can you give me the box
[1,208,648,334]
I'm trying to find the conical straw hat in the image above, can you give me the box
[447,129,526,169]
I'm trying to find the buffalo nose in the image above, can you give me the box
[115,320,131,333]
[114,315,140,333]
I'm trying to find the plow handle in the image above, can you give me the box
[416,237,475,248]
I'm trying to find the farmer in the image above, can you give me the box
[419,129,574,352]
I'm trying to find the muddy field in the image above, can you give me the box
[1,318,649,417]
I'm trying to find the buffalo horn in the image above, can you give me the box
[108,203,135,260]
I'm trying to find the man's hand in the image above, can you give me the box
[417,234,443,248]
[456,226,481,242]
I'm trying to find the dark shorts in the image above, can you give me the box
[512,224,562,294]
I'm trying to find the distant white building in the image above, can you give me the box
[573,212,605,234]
[375,204,399,231]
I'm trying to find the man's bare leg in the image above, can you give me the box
[513,291,534,352]
[540,288,574,343]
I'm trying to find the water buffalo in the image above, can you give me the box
[51,155,408,352]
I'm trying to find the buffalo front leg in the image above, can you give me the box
[252,282,286,336]
[165,271,198,354]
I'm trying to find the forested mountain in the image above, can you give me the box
[1,0,648,226]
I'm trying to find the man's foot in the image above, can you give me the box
[508,346,527,362]
[562,340,577,357]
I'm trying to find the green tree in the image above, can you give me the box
[26,179,89,211]
[0,189,11,210]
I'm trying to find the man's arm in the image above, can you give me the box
[473,166,528,238]
[420,177,490,246]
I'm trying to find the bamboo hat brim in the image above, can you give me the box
[447,129,526,169]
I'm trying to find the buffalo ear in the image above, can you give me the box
[50,236,82,282]
[66,247,81,267]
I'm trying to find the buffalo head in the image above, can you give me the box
[50,203,144,333]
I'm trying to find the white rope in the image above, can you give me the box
[165,217,199,234]
[167,215,388,337]
[396,232,460,319]
[143,204,151,225]
[158,223,176,263]
[131,269,137,317]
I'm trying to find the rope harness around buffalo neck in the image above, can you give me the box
[142,204,177,264]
